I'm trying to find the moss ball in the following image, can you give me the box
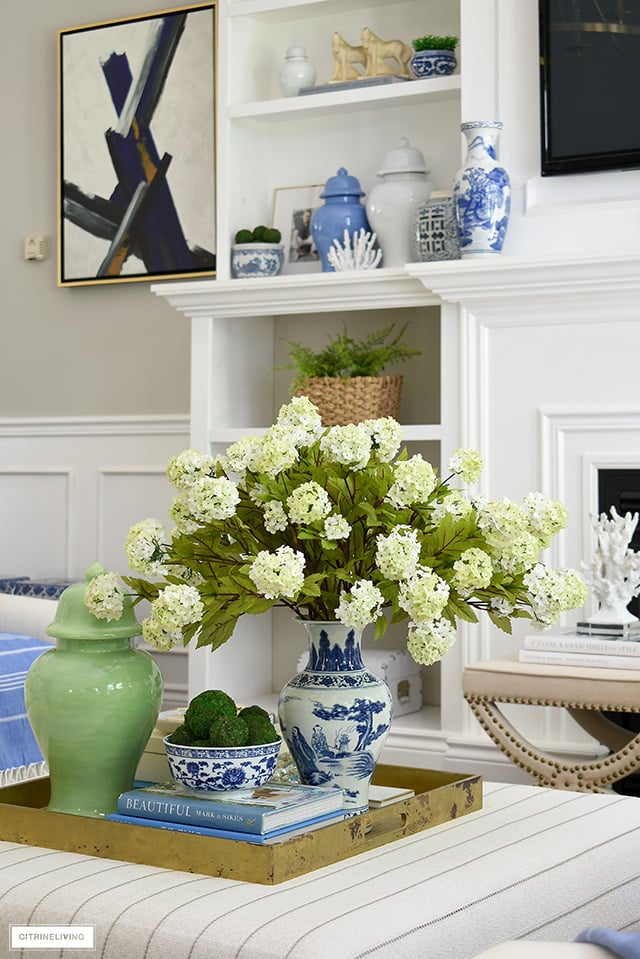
[184,689,237,739]
[209,714,249,747]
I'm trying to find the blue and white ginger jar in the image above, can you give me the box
[310,168,371,273]
[452,121,510,258]
[278,621,392,815]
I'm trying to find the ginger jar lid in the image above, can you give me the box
[46,562,141,641]
[320,167,365,199]
[377,137,430,176]
[284,41,309,59]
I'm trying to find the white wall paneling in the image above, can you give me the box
[0,415,190,708]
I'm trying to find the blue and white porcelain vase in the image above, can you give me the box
[310,168,371,272]
[278,621,393,815]
[452,121,510,258]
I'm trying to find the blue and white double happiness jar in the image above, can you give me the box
[452,121,510,258]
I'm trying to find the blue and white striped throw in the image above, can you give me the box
[0,632,51,785]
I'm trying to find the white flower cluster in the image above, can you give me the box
[375,526,420,581]
[249,546,305,600]
[386,455,437,508]
[448,448,483,485]
[336,579,384,629]
[142,584,204,651]
[523,563,589,627]
[84,572,125,622]
[125,518,167,575]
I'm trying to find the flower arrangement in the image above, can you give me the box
[85,397,587,669]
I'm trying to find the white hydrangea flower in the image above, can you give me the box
[142,617,182,651]
[151,584,204,630]
[320,424,372,471]
[181,475,240,524]
[169,496,200,536]
[492,530,540,575]
[253,424,300,478]
[166,448,215,490]
[363,417,403,462]
[276,397,324,447]
[263,499,288,534]
[221,435,263,479]
[477,498,526,544]
[375,526,421,581]
[323,514,352,540]
[523,563,588,626]
[448,448,483,484]
[490,596,515,617]
[125,518,166,575]
[336,579,384,628]
[287,482,331,525]
[431,490,473,523]
[452,548,493,594]
[84,572,125,622]
[249,546,305,600]
[406,618,456,666]
[523,492,569,546]
[398,567,450,623]
[386,455,437,508]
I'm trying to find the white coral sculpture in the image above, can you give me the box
[327,228,382,271]
[581,506,640,624]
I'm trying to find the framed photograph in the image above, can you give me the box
[58,3,216,287]
[272,185,324,274]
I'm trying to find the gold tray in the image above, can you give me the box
[0,766,482,885]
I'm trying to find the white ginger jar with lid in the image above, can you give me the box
[366,137,434,268]
[279,42,316,97]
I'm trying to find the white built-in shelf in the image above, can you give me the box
[227,76,461,120]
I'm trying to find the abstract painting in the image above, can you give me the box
[58,4,216,286]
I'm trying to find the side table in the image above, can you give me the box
[462,655,640,792]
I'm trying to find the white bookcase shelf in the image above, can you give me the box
[152,0,469,770]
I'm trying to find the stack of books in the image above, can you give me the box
[518,621,640,670]
[107,779,346,845]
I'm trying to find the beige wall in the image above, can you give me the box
[2,1,192,417]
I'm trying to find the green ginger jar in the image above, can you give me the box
[24,564,163,818]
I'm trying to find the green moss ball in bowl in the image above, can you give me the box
[164,688,282,791]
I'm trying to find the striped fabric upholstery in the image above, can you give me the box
[0,782,638,958]
[0,633,50,786]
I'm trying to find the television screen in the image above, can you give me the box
[539,0,640,175]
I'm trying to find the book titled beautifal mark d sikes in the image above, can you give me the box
[116,780,345,834]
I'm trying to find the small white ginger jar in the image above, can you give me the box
[279,42,316,97]
[366,137,434,268]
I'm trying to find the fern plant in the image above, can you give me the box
[280,323,421,393]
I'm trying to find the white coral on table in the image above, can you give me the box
[581,506,640,624]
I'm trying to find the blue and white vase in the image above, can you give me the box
[278,621,393,815]
[310,168,371,273]
[452,121,510,258]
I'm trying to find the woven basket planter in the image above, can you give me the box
[296,375,403,426]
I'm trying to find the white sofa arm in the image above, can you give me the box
[0,594,57,643]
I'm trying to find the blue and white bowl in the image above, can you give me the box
[231,243,284,279]
[410,50,457,79]
[164,735,282,792]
